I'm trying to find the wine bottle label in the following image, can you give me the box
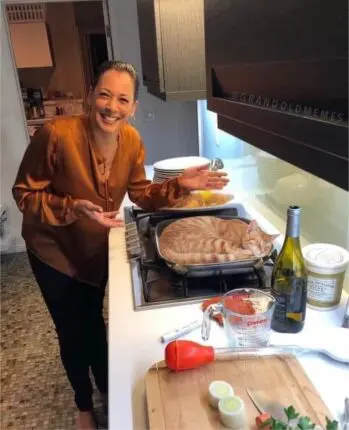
[307,276,338,303]
[272,279,307,323]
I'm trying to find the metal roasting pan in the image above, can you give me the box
[154,215,275,277]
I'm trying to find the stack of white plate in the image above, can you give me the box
[152,156,210,184]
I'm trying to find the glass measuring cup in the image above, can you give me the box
[202,288,276,348]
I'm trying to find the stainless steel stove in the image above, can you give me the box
[124,205,275,311]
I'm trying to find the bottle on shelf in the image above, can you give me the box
[28,87,45,118]
[21,87,31,120]
[271,206,308,333]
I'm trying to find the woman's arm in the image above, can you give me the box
[127,141,229,212]
[127,142,189,211]
[12,122,77,226]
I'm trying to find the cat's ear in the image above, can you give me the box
[247,220,258,232]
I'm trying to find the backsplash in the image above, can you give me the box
[43,99,84,117]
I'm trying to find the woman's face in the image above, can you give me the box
[90,69,138,134]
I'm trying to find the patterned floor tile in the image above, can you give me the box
[1,252,109,430]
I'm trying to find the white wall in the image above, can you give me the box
[198,99,244,159]
[0,5,28,253]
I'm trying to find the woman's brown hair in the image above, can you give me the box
[93,60,140,100]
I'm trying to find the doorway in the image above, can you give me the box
[72,0,113,95]
[4,0,113,137]
[89,34,109,85]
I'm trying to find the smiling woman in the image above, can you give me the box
[11,60,229,430]
[89,61,139,135]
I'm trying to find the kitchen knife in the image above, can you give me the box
[246,387,287,422]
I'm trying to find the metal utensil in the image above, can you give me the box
[344,397,349,430]
[125,222,143,258]
[209,157,224,171]
[246,387,286,421]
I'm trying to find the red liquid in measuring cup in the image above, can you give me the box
[223,294,256,315]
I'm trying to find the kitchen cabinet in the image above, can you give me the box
[137,0,206,101]
[9,22,53,68]
[204,0,348,191]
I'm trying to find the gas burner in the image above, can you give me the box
[124,206,274,310]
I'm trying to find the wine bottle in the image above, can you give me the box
[271,206,308,333]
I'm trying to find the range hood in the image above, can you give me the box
[204,0,348,191]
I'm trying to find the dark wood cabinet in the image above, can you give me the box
[204,0,348,190]
[137,0,206,101]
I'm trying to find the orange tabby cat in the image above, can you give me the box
[159,216,278,265]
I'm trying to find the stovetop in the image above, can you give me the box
[124,205,275,310]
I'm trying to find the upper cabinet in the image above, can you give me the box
[204,0,348,191]
[6,4,53,69]
[9,22,53,69]
[137,0,206,101]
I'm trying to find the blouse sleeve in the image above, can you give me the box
[12,122,77,226]
[127,141,189,211]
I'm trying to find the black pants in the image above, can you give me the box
[27,250,108,411]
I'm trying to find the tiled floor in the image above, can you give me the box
[1,252,108,430]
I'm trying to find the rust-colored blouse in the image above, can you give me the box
[12,115,187,287]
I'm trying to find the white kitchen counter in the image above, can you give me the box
[109,226,349,430]
[109,168,349,430]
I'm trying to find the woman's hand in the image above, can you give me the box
[178,163,229,190]
[72,200,124,228]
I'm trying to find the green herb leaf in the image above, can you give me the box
[297,416,315,429]
[260,418,273,429]
[271,417,289,430]
[285,405,300,421]
[325,417,338,430]
[259,403,336,430]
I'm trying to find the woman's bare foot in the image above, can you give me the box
[76,411,96,430]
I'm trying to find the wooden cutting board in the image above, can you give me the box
[145,355,332,430]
